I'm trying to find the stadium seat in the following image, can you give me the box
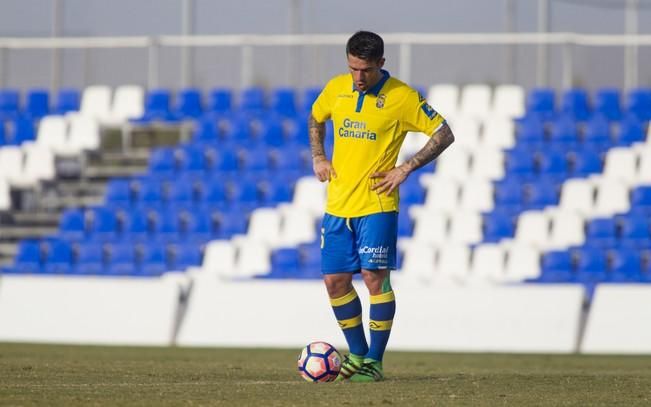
[593,181,630,217]
[191,118,219,145]
[523,179,558,209]
[535,149,567,176]
[560,88,591,120]
[13,239,42,273]
[397,209,413,237]
[399,241,436,281]
[257,117,285,147]
[202,240,236,277]
[58,208,86,240]
[0,88,20,119]
[548,116,579,147]
[503,244,541,281]
[469,149,505,180]
[582,114,611,147]
[447,118,480,149]
[216,207,249,238]
[608,248,642,276]
[525,87,555,119]
[270,248,301,277]
[135,178,164,205]
[505,150,535,175]
[104,85,144,124]
[207,88,233,114]
[448,211,482,244]
[0,177,10,211]
[515,116,545,146]
[482,212,515,242]
[234,239,271,277]
[147,147,177,176]
[514,210,550,247]
[42,239,73,274]
[74,243,105,275]
[630,186,651,211]
[175,88,204,119]
[548,210,585,249]
[567,149,602,177]
[105,179,133,206]
[120,208,150,241]
[541,250,573,274]
[458,84,491,121]
[88,207,119,242]
[63,114,100,154]
[25,88,50,119]
[176,144,208,175]
[239,86,266,114]
[246,207,282,245]
[55,88,80,114]
[602,147,638,183]
[574,247,607,273]
[149,208,180,242]
[7,116,36,146]
[617,214,650,243]
[470,244,506,282]
[594,88,622,121]
[422,178,459,211]
[300,87,321,114]
[436,243,470,282]
[613,116,645,146]
[205,145,239,173]
[106,243,137,275]
[626,87,651,121]
[431,145,470,181]
[80,85,112,120]
[559,179,595,215]
[490,84,525,119]
[35,115,67,153]
[271,87,297,117]
[259,178,293,205]
[459,178,493,212]
[139,243,167,276]
[411,207,448,245]
[426,84,458,119]
[482,118,515,149]
[585,218,617,248]
[11,144,55,188]
[135,89,175,122]
[292,176,326,216]
[228,178,260,205]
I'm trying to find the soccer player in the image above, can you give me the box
[309,31,455,382]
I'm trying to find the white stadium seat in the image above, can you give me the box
[202,240,237,279]
[448,211,483,244]
[234,239,271,278]
[278,205,317,247]
[514,210,550,248]
[421,178,460,212]
[459,178,494,212]
[559,178,595,216]
[66,115,100,153]
[398,240,437,283]
[470,243,506,282]
[427,84,459,119]
[0,146,24,185]
[246,207,282,246]
[0,177,10,210]
[430,144,470,181]
[292,176,326,216]
[410,206,449,245]
[447,117,481,149]
[503,243,541,281]
[458,84,492,121]
[435,243,471,283]
[80,85,112,120]
[482,118,515,149]
[593,180,630,217]
[104,85,144,124]
[548,210,585,249]
[602,147,638,184]
[469,149,505,180]
[490,84,525,119]
[11,144,55,188]
[36,115,68,152]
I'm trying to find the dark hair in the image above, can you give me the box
[346,31,384,62]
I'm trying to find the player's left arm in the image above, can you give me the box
[370,121,454,195]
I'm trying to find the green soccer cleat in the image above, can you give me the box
[334,354,364,381]
[349,359,384,382]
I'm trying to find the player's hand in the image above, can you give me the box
[370,166,410,196]
[313,155,337,182]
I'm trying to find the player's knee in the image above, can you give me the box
[323,274,353,298]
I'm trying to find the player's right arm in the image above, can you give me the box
[309,114,337,182]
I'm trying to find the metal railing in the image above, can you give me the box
[0,32,649,90]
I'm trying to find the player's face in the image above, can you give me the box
[347,54,385,92]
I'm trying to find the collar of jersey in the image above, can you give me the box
[352,69,390,96]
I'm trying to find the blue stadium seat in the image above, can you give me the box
[594,88,622,121]
[42,239,73,274]
[88,207,119,242]
[608,248,641,276]
[135,89,175,122]
[585,218,617,248]
[105,179,133,206]
[166,180,196,205]
[582,114,611,147]
[567,149,602,177]
[14,239,42,273]
[135,179,164,205]
[175,88,203,119]
[74,243,105,275]
[207,88,232,115]
[228,179,260,204]
[192,118,219,145]
[0,89,20,119]
[197,178,228,206]
[139,243,167,276]
[515,116,546,146]
[270,248,301,277]
[7,116,36,145]
[400,179,425,205]
[120,208,150,241]
[626,87,651,121]
[269,144,307,172]
[239,86,266,114]
[541,251,573,274]
[168,243,202,270]
[259,178,293,205]
[55,88,80,114]
[238,147,271,172]
[560,88,591,120]
[494,178,522,208]
[106,243,137,275]
[548,116,579,147]
[284,117,309,146]
[176,144,208,175]
[181,210,215,242]
[526,88,555,119]
[482,212,515,242]
[59,209,86,241]
[216,208,249,238]
[222,116,254,144]
[204,145,239,173]
[523,179,558,209]
[574,248,607,273]
[614,116,645,146]
[505,150,535,175]
[398,209,413,237]
[257,117,285,147]
[617,214,650,245]
[535,149,567,176]
[25,89,50,119]
[300,87,321,114]
[631,186,651,212]
[271,87,297,117]
[149,208,180,242]
[148,147,177,176]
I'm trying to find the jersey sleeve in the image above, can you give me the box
[311,78,336,123]
[401,89,446,136]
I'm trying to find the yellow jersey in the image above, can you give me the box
[311,70,445,217]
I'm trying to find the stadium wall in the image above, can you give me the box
[3,270,643,354]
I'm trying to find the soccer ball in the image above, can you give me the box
[297,341,342,382]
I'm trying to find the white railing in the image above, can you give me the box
[0,32,649,90]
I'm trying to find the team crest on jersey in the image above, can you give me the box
[421,102,438,119]
[376,94,386,109]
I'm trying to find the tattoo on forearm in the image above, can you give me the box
[308,115,327,159]
[404,123,455,172]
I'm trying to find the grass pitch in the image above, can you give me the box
[1,343,650,406]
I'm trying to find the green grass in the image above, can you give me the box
[1,343,650,406]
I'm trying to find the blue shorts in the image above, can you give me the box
[321,211,398,274]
